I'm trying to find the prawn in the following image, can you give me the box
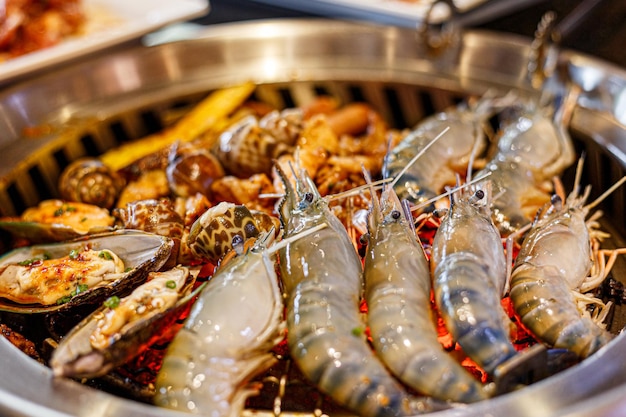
[430,181,518,375]
[382,92,515,208]
[362,175,491,403]
[154,231,284,416]
[473,96,575,235]
[276,166,438,417]
[509,161,626,359]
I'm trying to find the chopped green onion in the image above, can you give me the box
[98,250,113,260]
[18,258,39,266]
[104,296,120,309]
[165,280,177,289]
[53,204,77,217]
[69,249,79,260]
[351,326,365,337]
[74,283,89,295]
[56,295,72,305]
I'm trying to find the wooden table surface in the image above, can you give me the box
[198,0,626,69]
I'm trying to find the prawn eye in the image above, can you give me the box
[391,210,401,219]
[298,192,315,209]
[232,234,245,255]
[467,189,485,205]
[551,194,563,210]
[433,208,448,219]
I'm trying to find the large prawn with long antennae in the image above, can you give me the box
[382,92,515,208]
[430,181,519,375]
[473,94,576,235]
[276,165,440,417]
[362,171,492,403]
[509,159,626,359]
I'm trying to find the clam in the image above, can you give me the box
[0,230,174,315]
[50,265,199,379]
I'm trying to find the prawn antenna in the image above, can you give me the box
[324,177,393,202]
[584,175,626,212]
[265,223,328,256]
[360,164,382,232]
[466,124,484,182]
[389,126,450,190]
[411,171,492,212]
[572,153,586,197]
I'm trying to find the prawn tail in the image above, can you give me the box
[400,353,492,403]
[510,267,615,359]
[434,257,517,375]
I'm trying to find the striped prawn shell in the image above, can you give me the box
[510,263,614,358]
[364,188,490,403]
[276,167,437,417]
[430,185,518,375]
[510,189,614,358]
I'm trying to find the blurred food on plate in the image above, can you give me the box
[0,0,85,61]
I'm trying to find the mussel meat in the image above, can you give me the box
[0,230,174,315]
[0,199,116,244]
[50,265,198,379]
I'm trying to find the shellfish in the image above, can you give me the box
[58,158,126,210]
[50,265,198,379]
[0,199,115,244]
[0,230,174,315]
[186,202,265,265]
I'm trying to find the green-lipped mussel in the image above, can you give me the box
[50,265,199,379]
[0,230,174,316]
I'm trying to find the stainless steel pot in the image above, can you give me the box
[1,18,625,417]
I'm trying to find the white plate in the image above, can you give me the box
[248,0,542,28]
[0,0,210,85]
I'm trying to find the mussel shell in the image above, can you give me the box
[0,199,116,244]
[50,266,200,379]
[0,220,104,244]
[0,230,174,315]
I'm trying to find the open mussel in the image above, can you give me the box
[0,199,116,244]
[0,230,174,317]
[50,265,199,379]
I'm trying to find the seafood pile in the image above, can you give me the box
[0,83,624,417]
